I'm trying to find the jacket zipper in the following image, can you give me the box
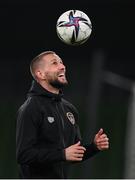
[55,102,65,178]
[55,102,66,148]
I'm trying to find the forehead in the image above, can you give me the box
[42,53,62,63]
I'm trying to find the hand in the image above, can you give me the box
[94,128,109,151]
[65,141,86,161]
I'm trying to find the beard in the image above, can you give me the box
[49,78,68,89]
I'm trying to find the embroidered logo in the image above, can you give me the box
[47,117,55,123]
[66,112,75,125]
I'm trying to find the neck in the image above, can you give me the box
[37,80,59,94]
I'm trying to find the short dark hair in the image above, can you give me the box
[30,51,55,79]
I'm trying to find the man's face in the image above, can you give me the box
[39,53,68,89]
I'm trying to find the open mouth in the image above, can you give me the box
[58,73,65,78]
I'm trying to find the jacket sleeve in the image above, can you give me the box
[16,100,65,165]
[82,143,100,161]
[72,106,100,161]
[75,123,100,161]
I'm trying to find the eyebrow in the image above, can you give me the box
[50,58,63,63]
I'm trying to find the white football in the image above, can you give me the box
[56,10,92,46]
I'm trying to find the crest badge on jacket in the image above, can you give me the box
[66,112,75,125]
[47,117,55,123]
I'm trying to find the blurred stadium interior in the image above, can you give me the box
[0,0,135,178]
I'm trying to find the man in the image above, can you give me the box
[16,51,109,178]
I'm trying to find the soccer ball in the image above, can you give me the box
[56,10,92,46]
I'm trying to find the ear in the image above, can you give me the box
[35,70,46,80]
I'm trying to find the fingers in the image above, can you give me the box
[65,142,86,162]
[98,145,109,150]
[70,157,83,161]
[74,141,86,151]
[97,143,109,149]
[96,137,109,143]
[74,149,86,154]
[74,152,84,158]
[97,128,103,136]
[75,146,86,151]
[75,141,81,146]
[70,150,85,161]
[96,141,109,147]
[99,134,107,139]
[94,129,109,151]
[96,141,109,149]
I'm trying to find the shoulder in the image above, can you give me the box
[17,96,42,126]
[18,96,39,115]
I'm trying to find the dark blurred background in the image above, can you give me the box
[0,0,135,178]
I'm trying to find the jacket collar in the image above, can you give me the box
[28,80,63,101]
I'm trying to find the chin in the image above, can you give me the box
[50,80,68,89]
[60,80,68,84]
[58,77,68,84]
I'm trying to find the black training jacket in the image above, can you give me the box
[16,80,99,179]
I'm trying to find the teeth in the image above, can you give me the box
[58,74,64,77]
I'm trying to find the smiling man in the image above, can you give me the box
[30,51,68,93]
[16,51,109,179]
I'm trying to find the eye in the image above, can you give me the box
[52,61,58,65]
[59,59,64,65]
